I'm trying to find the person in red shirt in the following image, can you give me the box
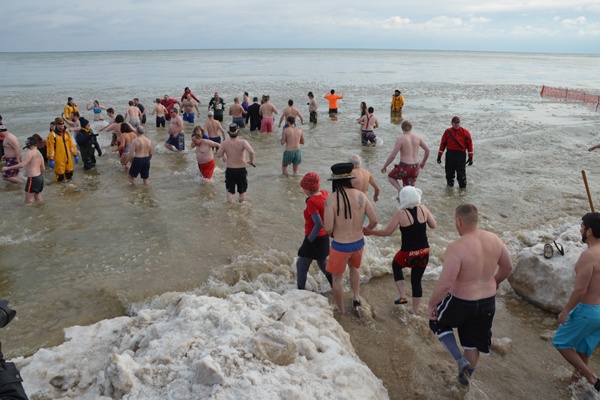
[180,87,200,103]
[296,172,332,290]
[160,95,181,121]
[437,116,473,188]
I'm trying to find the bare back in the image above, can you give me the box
[578,244,600,305]
[23,148,44,177]
[350,167,371,194]
[204,119,224,139]
[398,132,426,164]
[324,187,376,243]
[260,103,278,118]
[131,135,152,158]
[281,126,303,151]
[445,229,512,300]
[217,137,254,168]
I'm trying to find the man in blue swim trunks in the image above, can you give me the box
[554,212,600,391]
[428,204,512,385]
[127,127,152,185]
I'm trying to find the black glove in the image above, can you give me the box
[437,155,442,164]
[467,157,473,166]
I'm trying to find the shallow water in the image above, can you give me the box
[0,49,599,398]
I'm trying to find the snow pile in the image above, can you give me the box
[17,290,388,400]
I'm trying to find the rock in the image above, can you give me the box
[194,355,225,386]
[251,323,297,366]
[508,231,585,313]
[491,337,512,355]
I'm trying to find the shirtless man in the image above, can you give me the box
[216,124,255,203]
[229,97,247,129]
[1,125,23,184]
[381,120,430,193]
[181,95,200,124]
[554,212,600,391]
[115,126,136,170]
[280,116,305,177]
[307,92,318,124]
[357,106,379,147]
[191,126,220,180]
[204,111,226,143]
[278,99,304,128]
[428,204,512,385]
[99,115,134,154]
[348,154,379,202]
[324,162,377,313]
[151,98,168,128]
[125,100,142,127]
[164,108,185,152]
[2,136,44,203]
[126,126,152,185]
[259,95,278,133]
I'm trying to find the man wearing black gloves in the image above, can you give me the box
[437,116,473,188]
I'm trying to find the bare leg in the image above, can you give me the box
[239,192,247,203]
[142,179,149,185]
[4,176,24,184]
[463,348,480,369]
[331,273,345,313]
[292,163,299,175]
[349,265,361,302]
[412,297,422,314]
[226,192,235,204]
[34,193,43,202]
[24,193,34,204]
[558,348,597,385]
[387,176,402,192]
[570,352,589,382]
[282,163,289,177]
[128,175,137,186]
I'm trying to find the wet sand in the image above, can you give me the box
[332,275,600,400]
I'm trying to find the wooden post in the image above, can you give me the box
[582,170,595,212]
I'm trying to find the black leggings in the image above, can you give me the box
[296,257,332,289]
[392,260,426,297]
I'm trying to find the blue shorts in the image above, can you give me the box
[283,149,302,165]
[208,136,221,144]
[553,303,600,357]
[129,156,151,180]
[232,117,246,128]
[156,116,166,128]
[165,134,185,151]
[183,113,195,123]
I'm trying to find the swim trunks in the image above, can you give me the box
[328,108,338,114]
[361,130,376,145]
[393,248,430,269]
[128,156,150,180]
[129,119,140,127]
[198,159,216,179]
[388,162,420,186]
[208,136,221,144]
[183,113,195,123]
[260,117,274,132]
[2,158,19,178]
[24,174,44,194]
[553,302,600,357]
[326,238,365,275]
[430,294,496,354]
[165,134,184,151]
[122,145,131,157]
[232,117,246,128]
[310,111,317,123]
[225,167,248,194]
[156,116,166,128]
[282,149,302,165]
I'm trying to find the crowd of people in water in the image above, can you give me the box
[2,85,600,395]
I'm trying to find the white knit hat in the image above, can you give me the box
[399,186,422,210]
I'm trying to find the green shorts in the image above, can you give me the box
[283,149,302,165]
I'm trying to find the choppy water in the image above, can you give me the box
[1,48,599,384]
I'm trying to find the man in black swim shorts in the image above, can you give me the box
[427,204,512,385]
[216,124,255,203]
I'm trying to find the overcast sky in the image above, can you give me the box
[1,0,598,54]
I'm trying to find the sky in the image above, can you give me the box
[1,0,599,54]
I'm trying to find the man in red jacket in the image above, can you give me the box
[437,116,473,188]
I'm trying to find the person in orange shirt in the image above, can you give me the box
[324,89,344,114]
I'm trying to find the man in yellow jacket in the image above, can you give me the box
[391,89,404,116]
[63,97,79,120]
[47,117,78,182]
